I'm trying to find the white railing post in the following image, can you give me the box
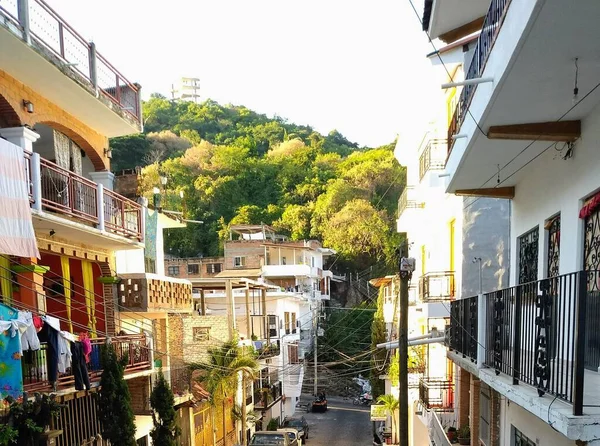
[17,0,31,45]
[96,183,105,231]
[30,152,42,212]
[477,293,486,369]
[89,41,98,94]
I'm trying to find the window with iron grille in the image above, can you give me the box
[188,263,200,275]
[167,265,180,276]
[512,427,535,446]
[206,263,222,274]
[193,327,210,342]
[545,215,560,278]
[518,227,539,284]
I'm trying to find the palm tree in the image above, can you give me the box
[377,394,399,444]
[189,340,258,446]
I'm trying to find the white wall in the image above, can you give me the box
[501,399,575,446]
[510,103,600,283]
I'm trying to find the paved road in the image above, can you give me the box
[300,396,373,446]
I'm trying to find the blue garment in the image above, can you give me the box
[0,303,23,398]
[145,208,158,260]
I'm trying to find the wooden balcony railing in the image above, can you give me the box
[21,334,151,392]
[419,271,455,301]
[449,271,595,416]
[117,273,193,312]
[419,139,447,180]
[447,0,512,155]
[34,154,143,241]
[0,0,141,122]
[419,377,454,411]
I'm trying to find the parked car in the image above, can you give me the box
[282,416,309,442]
[278,428,302,446]
[249,431,295,446]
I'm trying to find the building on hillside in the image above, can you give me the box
[422,0,600,444]
[170,77,201,102]
[164,256,225,279]
[0,1,188,444]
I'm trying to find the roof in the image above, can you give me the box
[214,269,262,279]
[422,0,433,31]
[230,224,276,234]
[369,275,396,288]
[188,276,279,291]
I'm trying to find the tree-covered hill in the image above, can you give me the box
[110,96,405,274]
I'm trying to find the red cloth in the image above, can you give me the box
[580,193,600,219]
[33,315,43,331]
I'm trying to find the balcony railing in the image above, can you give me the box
[419,271,455,301]
[447,0,512,155]
[117,273,193,312]
[419,377,454,411]
[449,271,596,416]
[0,0,141,122]
[35,154,143,241]
[256,340,281,359]
[419,139,447,180]
[398,186,423,218]
[254,381,283,409]
[21,334,151,392]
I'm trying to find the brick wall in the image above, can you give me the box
[469,377,480,446]
[489,388,501,446]
[168,314,184,367]
[127,376,151,414]
[458,368,470,428]
[224,241,264,270]
[0,69,109,170]
[163,257,225,279]
[169,314,231,364]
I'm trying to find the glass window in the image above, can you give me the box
[234,257,246,268]
[188,263,200,275]
[167,266,180,276]
[513,427,535,446]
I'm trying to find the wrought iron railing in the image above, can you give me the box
[398,186,422,218]
[0,0,141,121]
[257,340,281,359]
[419,377,454,411]
[419,271,455,301]
[21,334,151,392]
[419,139,447,180]
[447,0,512,155]
[449,295,478,361]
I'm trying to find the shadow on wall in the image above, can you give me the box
[462,198,511,296]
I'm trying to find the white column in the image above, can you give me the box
[477,293,486,369]
[30,152,42,212]
[96,183,105,232]
[0,126,40,152]
[89,170,115,190]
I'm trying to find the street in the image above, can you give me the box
[299,396,373,446]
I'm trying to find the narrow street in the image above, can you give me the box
[299,395,373,446]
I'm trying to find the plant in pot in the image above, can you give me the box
[457,425,471,445]
[447,426,457,443]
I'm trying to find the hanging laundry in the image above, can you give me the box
[37,322,60,388]
[0,303,23,399]
[33,315,43,331]
[71,341,90,391]
[17,311,39,353]
[56,332,72,374]
[80,332,92,364]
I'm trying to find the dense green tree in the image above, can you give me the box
[150,371,181,445]
[98,343,136,446]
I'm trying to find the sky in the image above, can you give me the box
[51,0,440,148]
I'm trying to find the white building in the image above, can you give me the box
[423,0,600,444]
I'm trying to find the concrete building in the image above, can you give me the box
[422,0,600,444]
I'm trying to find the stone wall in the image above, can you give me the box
[168,314,231,365]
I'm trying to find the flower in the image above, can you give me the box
[11,352,21,361]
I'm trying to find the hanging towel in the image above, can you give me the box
[0,303,23,398]
[0,140,39,258]
[145,208,158,260]
[56,333,71,374]
[17,311,39,353]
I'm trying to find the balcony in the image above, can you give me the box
[27,151,144,247]
[448,271,600,417]
[419,377,454,411]
[262,264,323,278]
[419,139,447,181]
[0,0,142,135]
[254,381,283,409]
[21,334,151,392]
[419,271,455,302]
[117,273,193,313]
[397,186,423,218]
[255,340,281,359]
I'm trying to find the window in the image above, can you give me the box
[234,256,246,268]
[206,263,222,274]
[480,384,490,445]
[167,266,180,276]
[144,257,156,274]
[187,263,200,275]
[518,227,539,284]
[193,327,210,342]
[512,427,535,446]
[282,257,287,265]
[292,313,297,334]
[284,312,290,334]
[545,215,560,278]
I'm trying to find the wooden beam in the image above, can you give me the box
[487,121,581,142]
[439,16,485,44]
[455,187,515,199]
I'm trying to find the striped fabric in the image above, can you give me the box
[0,139,39,258]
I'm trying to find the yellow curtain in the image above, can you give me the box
[82,260,96,337]
[0,256,12,305]
[60,256,73,333]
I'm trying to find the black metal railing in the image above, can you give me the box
[447,0,512,155]
[449,295,478,361]
[398,186,422,218]
[419,139,447,180]
[256,340,281,359]
[254,381,283,409]
[419,271,455,301]
[483,271,590,414]
[419,377,454,410]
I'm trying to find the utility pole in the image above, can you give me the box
[398,234,411,446]
[313,302,318,396]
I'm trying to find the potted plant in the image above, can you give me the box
[457,425,470,445]
[447,426,457,443]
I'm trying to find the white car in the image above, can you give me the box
[278,428,302,446]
